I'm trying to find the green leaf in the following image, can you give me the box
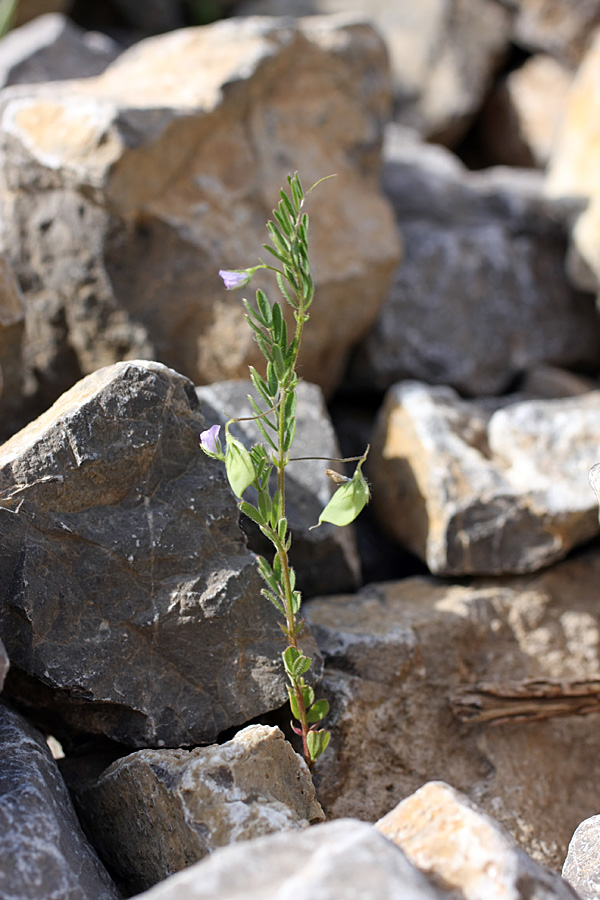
[306,698,329,724]
[273,206,294,238]
[302,684,315,708]
[256,290,272,327]
[292,654,311,679]
[272,344,286,379]
[266,362,278,397]
[283,417,296,453]
[288,567,296,592]
[257,490,272,523]
[267,221,291,255]
[287,684,300,720]
[276,271,297,309]
[254,330,272,363]
[307,729,331,762]
[239,500,265,527]
[257,556,278,592]
[261,588,285,615]
[279,189,296,224]
[272,302,284,344]
[249,367,273,405]
[291,590,301,614]
[283,646,301,672]
[262,243,287,264]
[311,455,370,529]
[277,517,287,541]
[225,435,255,498]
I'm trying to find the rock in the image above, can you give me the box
[377,781,579,900]
[196,379,361,597]
[517,363,598,398]
[369,380,600,576]
[134,818,446,900]
[12,0,70,28]
[511,0,600,67]
[0,699,119,900]
[563,814,600,899]
[0,13,121,87]
[0,638,8,692]
[477,54,573,168]
[0,16,399,409]
[108,0,186,33]
[306,550,600,870]
[234,0,512,146]
[74,724,324,895]
[351,126,600,395]
[0,360,314,748]
[0,252,25,440]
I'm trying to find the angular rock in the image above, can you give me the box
[351,126,600,395]
[511,0,600,67]
[0,16,399,409]
[235,0,512,146]
[0,252,25,440]
[0,360,309,748]
[0,638,8,692]
[369,380,600,576]
[306,550,600,870]
[135,818,446,900]
[477,54,573,168]
[563,813,600,899]
[0,699,119,900]
[0,13,120,87]
[75,724,324,895]
[377,782,579,900]
[196,380,361,597]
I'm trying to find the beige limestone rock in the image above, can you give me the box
[562,814,600,899]
[0,253,24,439]
[479,54,573,168]
[369,381,600,576]
[235,0,512,147]
[75,725,324,895]
[306,551,600,870]
[376,782,579,900]
[0,16,399,405]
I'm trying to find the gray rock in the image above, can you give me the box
[369,380,600,575]
[0,699,119,900]
[0,16,399,410]
[352,126,600,396]
[0,360,313,747]
[196,380,361,597]
[0,252,25,440]
[563,814,600,899]
[109,0,185,33]
[0,14,120,87]
[306,551,600,871]
[378,782,580,900]
[75,724,324,895]
[135,818,446,900]
[511,0,600,66]
[0,638,8,692]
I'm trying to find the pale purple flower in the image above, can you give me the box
[219,269,251,290]
[200,424,222,456]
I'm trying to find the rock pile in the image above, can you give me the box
[2,2,600,899]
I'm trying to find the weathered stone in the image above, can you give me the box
[196,380,361,597]
[351,126,600,395]
[377,782,579,900]
[235,0,512,146]
[0,252,25,440]
[76,724,324,895]
[511,0,600,66]
[0,16,399,408]
[0,13,120,87]
[135,818,446,900]
[369,380,600,576]
[518,363,597,398]
[563,813,600,899]
[0,360,312,748]
[0,638,8,692]
[477,54,573,168]
[306,550,600,870]
[0,699,119,900]
[13,0,70,28]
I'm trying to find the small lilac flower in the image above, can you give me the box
[219,269,251,291]
[200,424,223,458]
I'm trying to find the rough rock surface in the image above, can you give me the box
[0,638,8,692]
[135,818,446,900]
[0,360,310,748]
[0,13,120,87]
[235,0,512,146]
[377,782,579,900]
[478,54,573,168]
[0,699,119,900]
[562,814,600,899]
[0,252,25,440]
[75,724,324,895]
[0,15,399,409]
[306,550,600,870]
[197,379,361,597]
[351,126,600,395]
[511,0,600,66]
[369,381,600,575]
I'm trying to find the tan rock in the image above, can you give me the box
[0,253,24,439]
[479,54,573,168]
[307,551,600,870]
[376,782,579,900]
[562,814,600,898]
[512,0,600,67]
[0,16,399,404]
[369,381,600,576]
[75,725,324,895]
